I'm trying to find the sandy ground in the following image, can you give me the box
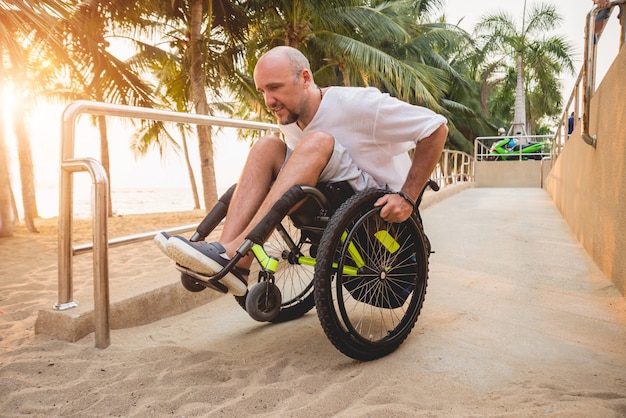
[1,189,625,417]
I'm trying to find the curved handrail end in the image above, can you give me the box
[582,133,598,148]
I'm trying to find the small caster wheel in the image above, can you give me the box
[245,281,282,322]
[180,273,206,292]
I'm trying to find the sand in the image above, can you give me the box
[1,190,626,417]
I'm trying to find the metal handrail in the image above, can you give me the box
[474,134,552,161]
[581,0,623,148]
[72,223,199,255]
[431,149,474,185]
[552,68,584,160]
[550,1,624,159]
[57,101,279,348]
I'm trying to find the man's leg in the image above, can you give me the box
[161,131,335,284]
[220,131,335,260]
[219,135,287,244]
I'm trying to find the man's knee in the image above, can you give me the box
[293,131,334,159]
[249,134,287,161]
[252,134,286,152]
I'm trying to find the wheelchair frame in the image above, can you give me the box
[176,181,437,361]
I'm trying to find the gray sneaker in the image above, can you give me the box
[153,231,171,256]
[166,238,248,296]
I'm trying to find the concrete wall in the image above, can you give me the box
[475,160,543,187]
[544,47,626,295]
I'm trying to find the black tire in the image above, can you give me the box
[314,189,429,361]
[180,273,207,292]
[236,218,316,323]
[245,281,282,322]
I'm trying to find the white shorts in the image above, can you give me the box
[284,140,382,192]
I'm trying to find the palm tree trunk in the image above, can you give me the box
[180,128,201,210]
[14,104,39,232]
[512,53,528,143]
[0,94,14,237]
[189,0,218,210]
[97,115,113,217]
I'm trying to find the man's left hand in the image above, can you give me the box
[374,193,414,223]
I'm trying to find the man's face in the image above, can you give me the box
[254,57,306,125]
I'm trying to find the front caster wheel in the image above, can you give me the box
[245,281,282,322]
[180,273,206,292]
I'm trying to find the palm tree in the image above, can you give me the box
[127,38,234,211]
[0,0,72,236]
[57,1,157,216]
[118,0,252,210]
[0,89,12,237]
[437,21,497,151]
[8,41,76,233]
[243,0,451,109]
[128,43,202,210]
[13,91,39,233]
[188,0,218,208]
[474,1,574,141]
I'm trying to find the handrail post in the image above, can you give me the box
[61,158,110,349]
[55,105,78,312]
[443,151,450,185]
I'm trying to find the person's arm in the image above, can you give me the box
[594,0,610,8]
[375,123,448,223]
[594,0,612,33]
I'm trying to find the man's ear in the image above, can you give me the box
[301,69,313,88]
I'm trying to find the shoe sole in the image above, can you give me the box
[167,238,248,296]
[153,232,170,256]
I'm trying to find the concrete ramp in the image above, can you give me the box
[419,188,625,398]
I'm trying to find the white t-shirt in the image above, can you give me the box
[279,86,447,191]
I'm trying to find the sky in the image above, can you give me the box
[4,0,623,217]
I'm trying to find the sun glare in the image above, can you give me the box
[1,83,63,219]
[1,84,15,121]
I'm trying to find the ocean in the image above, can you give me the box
[33,185,226,219]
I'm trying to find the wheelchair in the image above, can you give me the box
[176,180,438,361]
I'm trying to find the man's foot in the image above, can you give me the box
[153,232,191,259]
[153,231,171,256]
[155,234,248,296]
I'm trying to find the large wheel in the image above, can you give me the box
[236,218,316,323]
[314,189,429,361]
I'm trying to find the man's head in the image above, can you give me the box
[254,46,318,126]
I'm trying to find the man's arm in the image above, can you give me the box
[375,123,448,223]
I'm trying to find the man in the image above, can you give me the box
[568,112,575,136]
[594,0,623,36]
[155,46,448,295]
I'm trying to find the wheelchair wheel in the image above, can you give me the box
[235,218,316,323]
[314,189,429,361]
[245,281,282,322]
[180,273,207,292]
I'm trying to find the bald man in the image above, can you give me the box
[155,46,448,294]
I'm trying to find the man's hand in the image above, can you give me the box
[374,193,414,223]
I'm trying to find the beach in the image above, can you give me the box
[1,189,626,417]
